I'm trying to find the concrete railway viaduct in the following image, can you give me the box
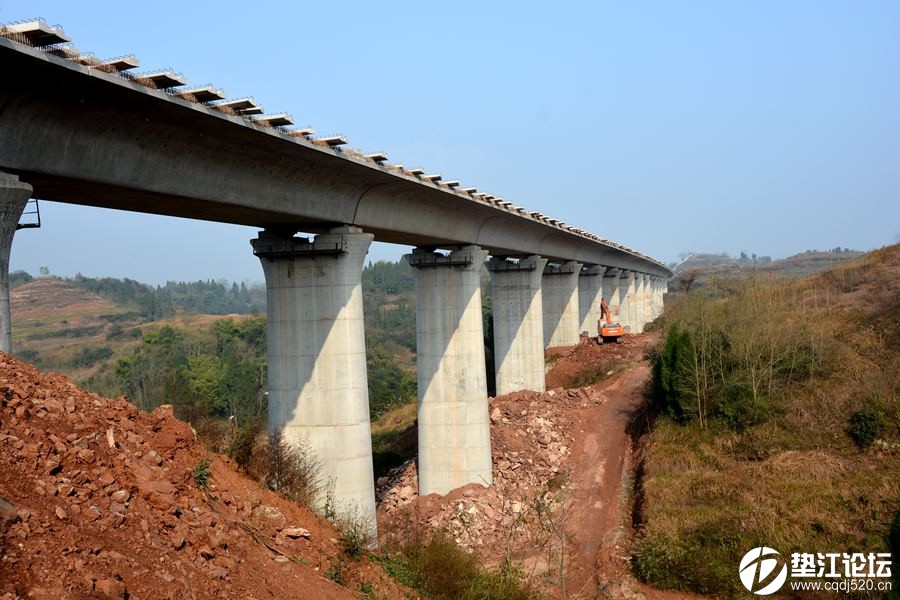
[0,20,672,536]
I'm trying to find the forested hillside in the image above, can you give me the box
[10,261,424,441]
[11,270,266,318]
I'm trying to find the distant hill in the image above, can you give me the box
[12,277,123,324]
[9,261,421,433]
[11,278,140,377]
[670,249,867,292]
[10,271,267,319]
[9,277,255,387]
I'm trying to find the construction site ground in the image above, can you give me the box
[1,332,701,599]
[378,333,700,599]
[0,355,407,600]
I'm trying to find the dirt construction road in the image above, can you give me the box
[564,361,648,594]
[555,336,701,600]
[379,333,702,599]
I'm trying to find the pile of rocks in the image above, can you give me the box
[377,385,608,553]
[0,355,382,600]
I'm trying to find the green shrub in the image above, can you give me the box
[227,417,261,468]
[338,510,372,560]
[847,408,886,449]
[14,349,40,366]
[651,324,699,423]
[633,529,743,596]
[251,430,321,509]
[70,345,114,368]
[409,531,478,599]
[192,457,211,490]
[324,558,345,584]
[716,381,769,432]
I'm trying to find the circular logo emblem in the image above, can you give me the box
[739,547,788,595]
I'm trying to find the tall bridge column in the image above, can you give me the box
[651,276,663,319]
[634,273,648,333]
[252,226,376,534]
[406,246,492,496]
[602,268,621,323]
[542,261,582,348]
[659,277,669,316]
[578,266,605,336]
[618,270,636,332]
[0,173,31,354]
[487,255,547,395]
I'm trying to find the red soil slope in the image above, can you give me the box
[0,354,403,599]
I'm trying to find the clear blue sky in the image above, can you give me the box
[4,1,899,284]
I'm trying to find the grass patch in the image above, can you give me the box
[370,402,417,477]
[560,361,620,389]
[376,529,536,600]
[635,419,900,596]
[634,246,900,597]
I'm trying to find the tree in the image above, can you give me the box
[683,269,700,293]
[38,266,49,276]
[651,324,701,425]
[9,270,33,289]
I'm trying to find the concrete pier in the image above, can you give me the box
[406,245,492,496]
[542,261,583,348]
[602,268,621,323]
[487,255,548,395]
[252,226,376,534]
[0,173,32,354]
[618,270,636,332]
[634,273,647,333]
[650,276,662,320]
[658,277,669,316]
[578,266,605,336]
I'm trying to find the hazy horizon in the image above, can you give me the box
[12,236,883,288]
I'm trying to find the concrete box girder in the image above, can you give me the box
[0,37,672,278]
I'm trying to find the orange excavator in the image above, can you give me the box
[597,298,624,344]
